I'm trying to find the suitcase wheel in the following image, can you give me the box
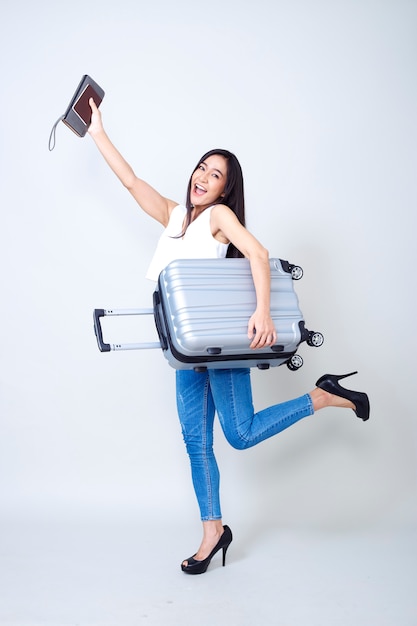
[290,265,303,280]
[287,354,304,371]
[306,331,325,347]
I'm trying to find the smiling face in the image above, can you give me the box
[190,154,228,210]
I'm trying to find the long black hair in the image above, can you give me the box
[183,149,246,258]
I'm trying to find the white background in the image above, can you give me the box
[1,0,416,534]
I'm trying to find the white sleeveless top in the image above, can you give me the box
[146,204,229,281]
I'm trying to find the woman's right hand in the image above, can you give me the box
[88,97,104,136]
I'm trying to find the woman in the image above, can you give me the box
[87,99,370,575]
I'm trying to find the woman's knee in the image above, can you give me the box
[222,430,250,450]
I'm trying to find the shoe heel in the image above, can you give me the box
[222,544,230,567]
[336,371,358,382]
[316,371,358,386]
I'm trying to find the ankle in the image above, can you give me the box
[193,521,224,561]
[311,388,355,412]
[311,387,332,411]
[202,520,224,535]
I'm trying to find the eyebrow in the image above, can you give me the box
[201,161,225,177]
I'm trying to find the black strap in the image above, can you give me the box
[48,115,64,151]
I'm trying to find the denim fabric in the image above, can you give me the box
[175,368,314,521]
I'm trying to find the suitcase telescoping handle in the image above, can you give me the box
[93,308,161,352]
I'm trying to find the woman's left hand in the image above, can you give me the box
[248,310,277,349]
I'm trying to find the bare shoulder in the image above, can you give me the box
[210,203,239,224]
[210,203,246,235]
[210,203,266,258]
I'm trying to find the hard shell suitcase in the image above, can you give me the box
[93,258,324,371]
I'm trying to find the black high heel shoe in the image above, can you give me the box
[315,371,370,421]
[181,525,233,575]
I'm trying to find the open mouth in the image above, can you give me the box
[194,184,206,196]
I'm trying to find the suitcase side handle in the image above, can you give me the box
[153,291,168,351]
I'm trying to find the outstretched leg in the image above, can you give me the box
[209,368,314,450]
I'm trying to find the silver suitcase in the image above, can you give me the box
[93,258,324,371]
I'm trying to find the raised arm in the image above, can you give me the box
[210,204,277,349]
[87,98,177,226]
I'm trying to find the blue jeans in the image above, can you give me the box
[175,368,314,521]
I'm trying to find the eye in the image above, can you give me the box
[212,173,220,179]
[198,164,205,171]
